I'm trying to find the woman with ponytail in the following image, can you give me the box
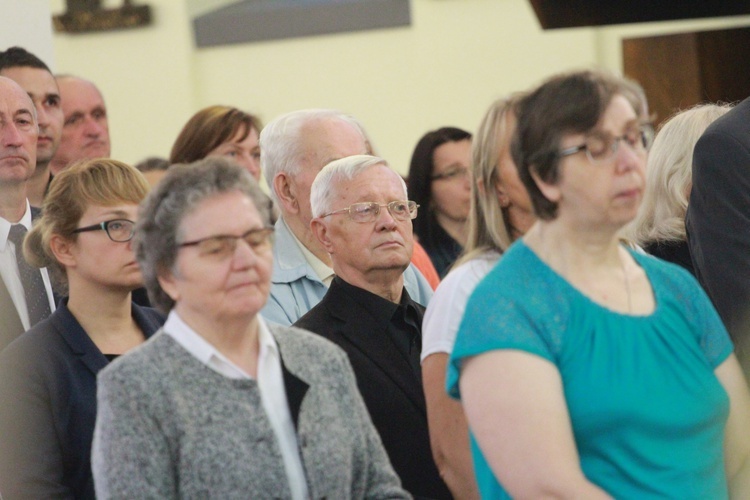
[0,158,164,499]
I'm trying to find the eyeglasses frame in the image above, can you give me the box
[431,166,472,182]
[72,219,136,243]
[559,124,655,164]
[177,226,275,255]
[319,200,419,223]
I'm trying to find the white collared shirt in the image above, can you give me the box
[289,228,335,287]
[0,200,56,330]
[164,311,309,500]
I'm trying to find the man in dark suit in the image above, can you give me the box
[0,76,55,349]
[295,155,450,499]
[686,96,750,378]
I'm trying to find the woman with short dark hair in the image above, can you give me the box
[92,158,407,499]
[448,70,750,498]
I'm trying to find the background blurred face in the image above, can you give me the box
[291,118,367,227]
[495,114,535,234]
[0,67,62,168]
[163,191,272,323]
[207,126,261,180]
[551,94,646,230]
[55,78,110,168]
[322,164,413,279]
[0,77,37,185]
[430,139,472,223]
[68,203,142,291]
[141,169,168,189]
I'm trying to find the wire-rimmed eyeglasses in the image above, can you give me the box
[319,201,419,223]
[559,124,655,164]
[72,219,135,242]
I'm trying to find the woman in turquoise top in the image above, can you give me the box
[447,70,750,498]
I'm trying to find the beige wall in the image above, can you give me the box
[49,0,750,176]
[1,0,54,66]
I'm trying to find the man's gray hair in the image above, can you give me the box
[135,157,274,313]
[310,155,408,218]
[259,109,367,199]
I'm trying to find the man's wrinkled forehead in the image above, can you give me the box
[57,76,105,111]
[302,118,368,170]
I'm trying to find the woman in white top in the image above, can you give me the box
[421,95,535,498]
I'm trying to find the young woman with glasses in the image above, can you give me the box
[0,158,164,499]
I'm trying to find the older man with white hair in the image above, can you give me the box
[294,154,450,499]
[259,109,432,325]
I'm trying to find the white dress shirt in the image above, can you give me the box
[0,200,56,330]
[164,311,309,500]
[290,228,335,287]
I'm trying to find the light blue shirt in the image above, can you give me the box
[261,217,433,326]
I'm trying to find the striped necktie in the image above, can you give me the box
[8,224,51,327]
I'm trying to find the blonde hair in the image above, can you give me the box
[455,95,522,268]
[24,158,149,294]
[630,103,732,245]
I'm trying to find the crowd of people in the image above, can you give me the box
[1,43,750,499]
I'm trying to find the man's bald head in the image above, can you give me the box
[50,75,110,174]
[0,76,37,190]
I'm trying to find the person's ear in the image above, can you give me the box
[311,218,335,254]
[157,269,180,303]
[530,169,561,203]
[492,179,512,208]
[273,172,300,214]
[50,234,77,268]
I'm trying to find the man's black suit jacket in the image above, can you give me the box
[295,278,451,500]
[687,96,750,377]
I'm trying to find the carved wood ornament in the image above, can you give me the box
[54,0,152,33]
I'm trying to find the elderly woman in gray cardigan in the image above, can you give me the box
[91,158,408,499]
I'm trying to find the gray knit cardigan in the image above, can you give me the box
[92,324,409,499]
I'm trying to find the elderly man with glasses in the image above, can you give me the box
[258,109,433,326]
[294,155,451,500]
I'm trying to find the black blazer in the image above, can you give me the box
[686,96,750,377]
[295,279,451,500]
[0,299,164,499]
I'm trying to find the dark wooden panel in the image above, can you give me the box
[696,28,750,103]
[623,27,750,126]
[623,33,702,124]
[529,0,750,30]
